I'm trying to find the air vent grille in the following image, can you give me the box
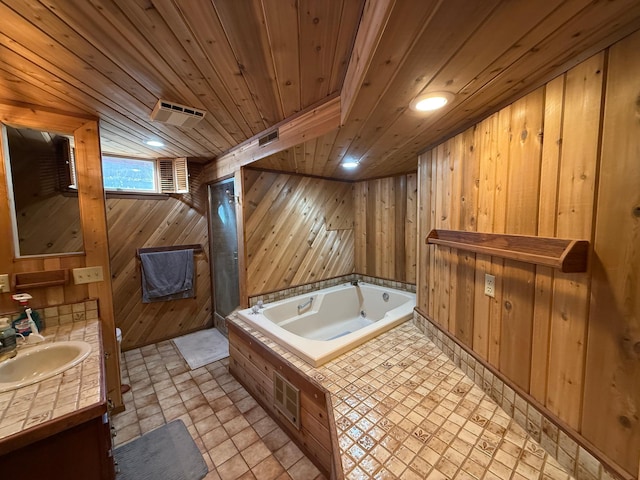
[150,100,206,128]
[273,372,300,429]
[258,129,279,147]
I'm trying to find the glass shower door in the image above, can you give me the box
[208,179,240,319]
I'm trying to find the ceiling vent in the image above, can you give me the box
[258,129,279,147]
[150,100,206,128]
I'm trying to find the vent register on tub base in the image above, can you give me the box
[237,282,416,366]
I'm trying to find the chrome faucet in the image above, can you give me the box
[297,297,313,312]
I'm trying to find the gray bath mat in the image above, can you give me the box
[174,328,229,370]
[115,419,207,480]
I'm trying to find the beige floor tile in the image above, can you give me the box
[252,456,285,480]
[209,438,239,467]
[136,403,162,420]
[202,425,229,451]
[217,453,250,480]
[232,426,261,451]
[139,412,165,434]
[262,427,290,452]
[288,457,321,480]
[274,442,304,470]
[195,413,222,436]
[223,414,251,437]
[241,440,272,468]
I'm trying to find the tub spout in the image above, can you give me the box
[297,297,313,312]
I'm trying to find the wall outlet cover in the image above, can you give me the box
[484,273,496,298]
[72,266,104,285]
[0,274,9,293]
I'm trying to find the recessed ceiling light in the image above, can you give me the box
[341,160,359,169]
[145,140,165,147]
[410,92,455,112]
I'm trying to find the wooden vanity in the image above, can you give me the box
[0,320,114,480]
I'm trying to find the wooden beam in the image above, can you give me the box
[205,95,340,181]
[0,102,93,134]
[340,0,395,125]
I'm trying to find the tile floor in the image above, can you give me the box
[230,317,575,480]
[113,340,325,480]
[115,323,575,480]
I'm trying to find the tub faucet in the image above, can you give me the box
[297,297,313,312]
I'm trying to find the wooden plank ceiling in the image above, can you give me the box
[1,1,639,179]
[0,0,363,159]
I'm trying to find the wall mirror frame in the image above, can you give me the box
[1,123,85,258]
[0,103,123,409]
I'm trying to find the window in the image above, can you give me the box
[102,156,189,194]
[102,156,157,192]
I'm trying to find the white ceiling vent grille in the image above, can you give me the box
[157,158,189,193]
[150,100,206,128]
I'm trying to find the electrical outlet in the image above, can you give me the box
[484,273,496,298]
[73,266,104,285]
[0,274,9,293]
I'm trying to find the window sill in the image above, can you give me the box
[105,191,169,200]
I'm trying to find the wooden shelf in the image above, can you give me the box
[426,229,589,273]
[13,269,69,289]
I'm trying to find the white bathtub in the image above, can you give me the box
[236,282,416,366]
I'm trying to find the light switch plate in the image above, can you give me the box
[73,266,104,285]
[484,273,496,298]
[0,274,9,293]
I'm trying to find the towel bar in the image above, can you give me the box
[136,244,203,257]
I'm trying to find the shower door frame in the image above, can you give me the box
[207,170,246,331]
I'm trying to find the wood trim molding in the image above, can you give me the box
[74,120,122,410]
[340,0,395,124]
[204,95,341,182]
[0,103,94,134]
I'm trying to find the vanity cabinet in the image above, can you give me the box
[0,410,115,479]
[0,320,115,479]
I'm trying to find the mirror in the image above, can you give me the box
[2,124,84,257]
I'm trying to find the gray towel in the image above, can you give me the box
[140,249,194,303]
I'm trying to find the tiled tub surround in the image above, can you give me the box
[248,275,416,308]
[228,314,574,480]
[413,311,624,480]
[0,319,104,447]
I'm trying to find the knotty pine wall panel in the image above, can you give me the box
[353,174,417,284]
[107,164,211,350]
[416,32,640,475]
[581,32,640,476]
[243,169,354,297]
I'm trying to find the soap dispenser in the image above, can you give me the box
[0,317,17,361]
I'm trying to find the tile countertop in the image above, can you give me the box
[0,320,105,455]
[229,315,575,480]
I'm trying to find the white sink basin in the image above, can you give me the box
[0,341,92,392]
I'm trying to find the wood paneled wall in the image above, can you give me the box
[243,169,354,297]
[416,31,640,475]
[107,163,212,351]
[354,174,417,283]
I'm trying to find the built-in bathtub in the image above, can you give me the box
[236,282,416,366]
